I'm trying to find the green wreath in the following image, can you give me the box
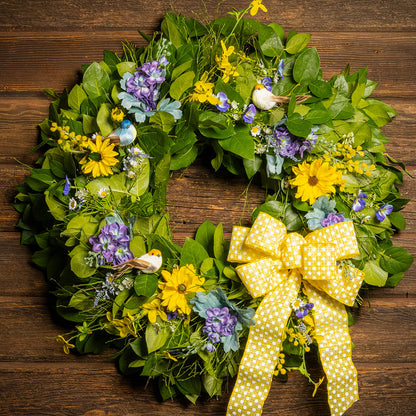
[15,0,413,413]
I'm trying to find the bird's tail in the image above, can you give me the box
[271,95,311,104]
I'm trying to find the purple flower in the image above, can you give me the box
[295,302,314,319]
[273,59,285,82]
[376,203,393,221]
[204,343,216,352]
[261,76,273,91]
[352,191,367,212]
[215,92,230,112]
[159,56,169,66]
[242,104,256,123]
[63,175,71,196]
[202,307,238,345]
[89,222,133,265]
[321,212,345,228]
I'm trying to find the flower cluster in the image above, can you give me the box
[50,123,89,152]
[118,57,180,123]
[202,307,238,351]
[122,146,151,178]
[305,196,346,230]
[88,222,133,266]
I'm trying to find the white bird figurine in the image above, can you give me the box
[252,84,310,111]
[112,249,162,278]
[107,119,137,146]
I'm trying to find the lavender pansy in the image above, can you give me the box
[215,92,230,112]
[242,103,256,123]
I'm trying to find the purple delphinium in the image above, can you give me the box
[352,191,367,212]
[215,92,230,112]
[376,203,393,221]
[242,104,257,123]
[202,307,238,346]
[89,223,133,266]
[125,58,168,112]
[321,212,345,228]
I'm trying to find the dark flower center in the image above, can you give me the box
[308,175,318,186]
[178,284,187,293]
[89,152,102,161]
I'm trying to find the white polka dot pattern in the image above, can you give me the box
[311,264,365,306]
[306,221,359,259]
[244,212,286,258]
[227,226,266,264]
[281,232,304,269]
[302,243,338,281]
[237,258,286,298]
[303,282,359,416]
[227,272,301,416]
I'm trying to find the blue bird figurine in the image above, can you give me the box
[107,119,137,146]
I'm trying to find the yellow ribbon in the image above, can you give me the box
[226,212,365,416]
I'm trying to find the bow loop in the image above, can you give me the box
[281,232,305,269]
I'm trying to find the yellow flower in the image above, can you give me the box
[158,265,205,315]
[106,312,137,338]
[55,335,75,354]
[189,72,219,105]
[250,0,268,16]
[80,136,118,178]
[215,41,240,83]
[111,107,125,122]
[289,159,345,205]
[142,298,168,323]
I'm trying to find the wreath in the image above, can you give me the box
[15,1,413,415]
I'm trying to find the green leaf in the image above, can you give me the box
[309,80,333,98]
[202,373,222,397]
[113,289,130,317]
[69,290,94,311]
[170,144,198,170]
[385,272,404,288]
[96,103,113,136]
[304,109,331,124]
[172,60,193,80]
[219,127,255,159]
[362,260,388,287]
[150,111,175,133]
[213,223,227,262]
[285,113,313,137]
[68,84,87,111]
[70,245,96,278]
[180,237,209,270]
[243,155,262,179]
[44,190,67,221]
[83,114,99,135]
[293,47,320,84]
[82,62,111,99]
[195,221,216,253]
[380,247,414,274]
[257,24,284,57]
[285,33,311,54]
[116,62,137,77]
[169,71,195,100]
[389,212,406,230]
[134,274,159,297]
[145,324,170,354]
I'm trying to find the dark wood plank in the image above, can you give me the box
[1,32,415,97]
[0,360,415,416]
[0,0,415,32]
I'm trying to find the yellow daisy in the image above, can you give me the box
[158,265,205,315]
[80,136,119,178]
[289,158,344,205]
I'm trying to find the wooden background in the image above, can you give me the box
[0,0,415,415]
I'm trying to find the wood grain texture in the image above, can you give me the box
[0,0,415,415]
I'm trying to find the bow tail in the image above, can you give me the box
[227,272,301,416]
[303,282,359,416]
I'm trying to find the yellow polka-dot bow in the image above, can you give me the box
[226,212,365,416]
